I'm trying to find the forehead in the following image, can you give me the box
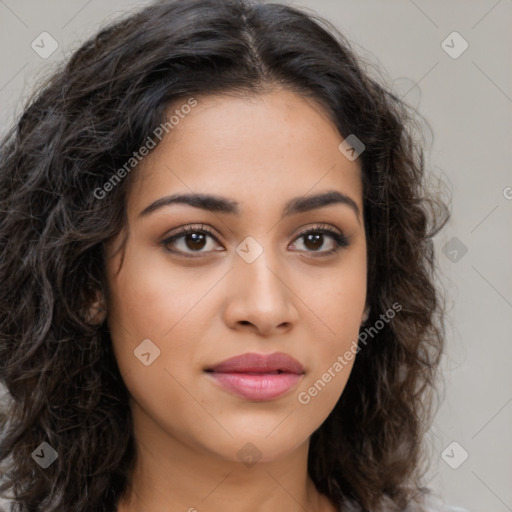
[127,89,363,219]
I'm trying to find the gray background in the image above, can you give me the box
[0,1,511,511]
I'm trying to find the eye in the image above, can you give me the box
[161,223,350,257]
[161,224,223,256]
[289,224,350,256]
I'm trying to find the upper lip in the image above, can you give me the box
[205,352,305,374]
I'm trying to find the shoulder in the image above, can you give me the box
[336,492,472,512]
[418,492,471,512]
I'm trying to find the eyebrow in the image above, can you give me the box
[138,190,361,222]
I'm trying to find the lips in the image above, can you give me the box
[206,352,304,374]
[205,352,305,401]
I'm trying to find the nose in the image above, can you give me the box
[222,246,299,337]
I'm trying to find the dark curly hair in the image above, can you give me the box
[0,0,450,510]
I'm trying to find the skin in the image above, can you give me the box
[101,88,368,512]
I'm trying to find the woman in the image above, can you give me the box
[0,0,464,511]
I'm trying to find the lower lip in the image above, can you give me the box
[206,372,303,401]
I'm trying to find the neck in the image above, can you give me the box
[117,401,337,512]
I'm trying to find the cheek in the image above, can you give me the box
[295,339,357,427]
[298,259,366,339]
[296,362,354,426]
[104,259,210,435]
[104,248,221,403]
[293,258,366,416]
[106,246,222,345]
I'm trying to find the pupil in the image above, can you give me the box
[305,233,322,250]
[186,233,206,250]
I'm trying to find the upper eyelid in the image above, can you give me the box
[163,223,343,241]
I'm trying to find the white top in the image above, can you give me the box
[422,493,471,512]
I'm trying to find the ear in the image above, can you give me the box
[84,289,107,325]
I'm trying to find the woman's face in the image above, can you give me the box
[104,89,367,464]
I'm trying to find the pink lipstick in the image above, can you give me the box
[205,352,305,401]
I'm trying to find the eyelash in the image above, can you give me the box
[161,223,350,258]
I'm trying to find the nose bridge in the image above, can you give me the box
[225,235,298,333]
[236,238,286,303]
